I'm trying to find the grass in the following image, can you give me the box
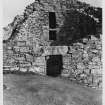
[3,73,102,105]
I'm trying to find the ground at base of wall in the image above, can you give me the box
[3,70,102,89]
[3,74,102,105]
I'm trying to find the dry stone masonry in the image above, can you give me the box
[3,0,102,89]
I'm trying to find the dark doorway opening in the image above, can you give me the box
[49,30,56,40]
[46,55,63,77]
[49,12,56,28]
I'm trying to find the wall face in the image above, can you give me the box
[3,0,102,89]
[62,36,102,88]
[3,35,102,88]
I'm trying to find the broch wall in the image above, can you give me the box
[3,0,102,88]
[3,35,102,88]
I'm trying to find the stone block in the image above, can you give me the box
[91,49,98,53]
[79,73,87,78]
[13,53,23,57]
[92,56,100,62]
[19,62,31,67]
[42,26,49,41]
[84,69,91,74]
[6,58,15,64]
[10,67,19,71]
[3,53,8,57]
[34,57,45,65]
[82,38,88,43]
[96,44,102,50]
[26,54,33,62]
[83,78,89,84]
[76,43,84,49]
[14,46,20,52]
[63,65,69,69]
[19,46,30,53]
[20,68,27,72]
[63,56,71,65]
[58,46,68,55]
[91,35,98,41]
[77,63,85,70]
[3,66,11,71]
[92,75,102,87]
[16,41,26,46]
[98,82,102,88]
[88,62,101,70]
[63,54,71,59]
[33,62,45,66]
[83,51,88,58]
[7,49,14,54]
[29,66,45,75]
[89,43,97,49]
[86,75,94,85]
[72,44,82,51]
[7,46,12,50]
[75,69,84,75]
[3,62,10,66]
[61,69,70,77]
[72,51,83,59]
[15,56,25,61]
[43,46,53,55]
[91,67,102,75]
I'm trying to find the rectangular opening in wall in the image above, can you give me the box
[49,30,56,40]
[49,12,56,28]
[46,55,63,77]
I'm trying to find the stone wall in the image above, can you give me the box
[3,41,46,75]
[3,0,102,89]
[3,35,102,88]
[61,36,102,88]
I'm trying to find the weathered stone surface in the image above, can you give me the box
[3,0,102,89]
[42,26,49,41]
[3,24,13,41]
[19,46,30,53]
[6,46,12,50]
[10,67,19,71]
[90,75,102,88]
[33,57,46,66]
[16,41,26,46]
[7,49,14,54]
[84,69,90,74]
[3,66,11,71]
[54,46,68,55]
[61,69,71,77]
[29,66,45,75]
[3,40,102,89]
[25,54,33,62]
[20,68,27,72]
[14,56,25,61]
[77,63,85,70]
[13,46,20,52]
[91,67,102,75]
[19,62,31,67]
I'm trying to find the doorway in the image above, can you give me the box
[46,55,63,77]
